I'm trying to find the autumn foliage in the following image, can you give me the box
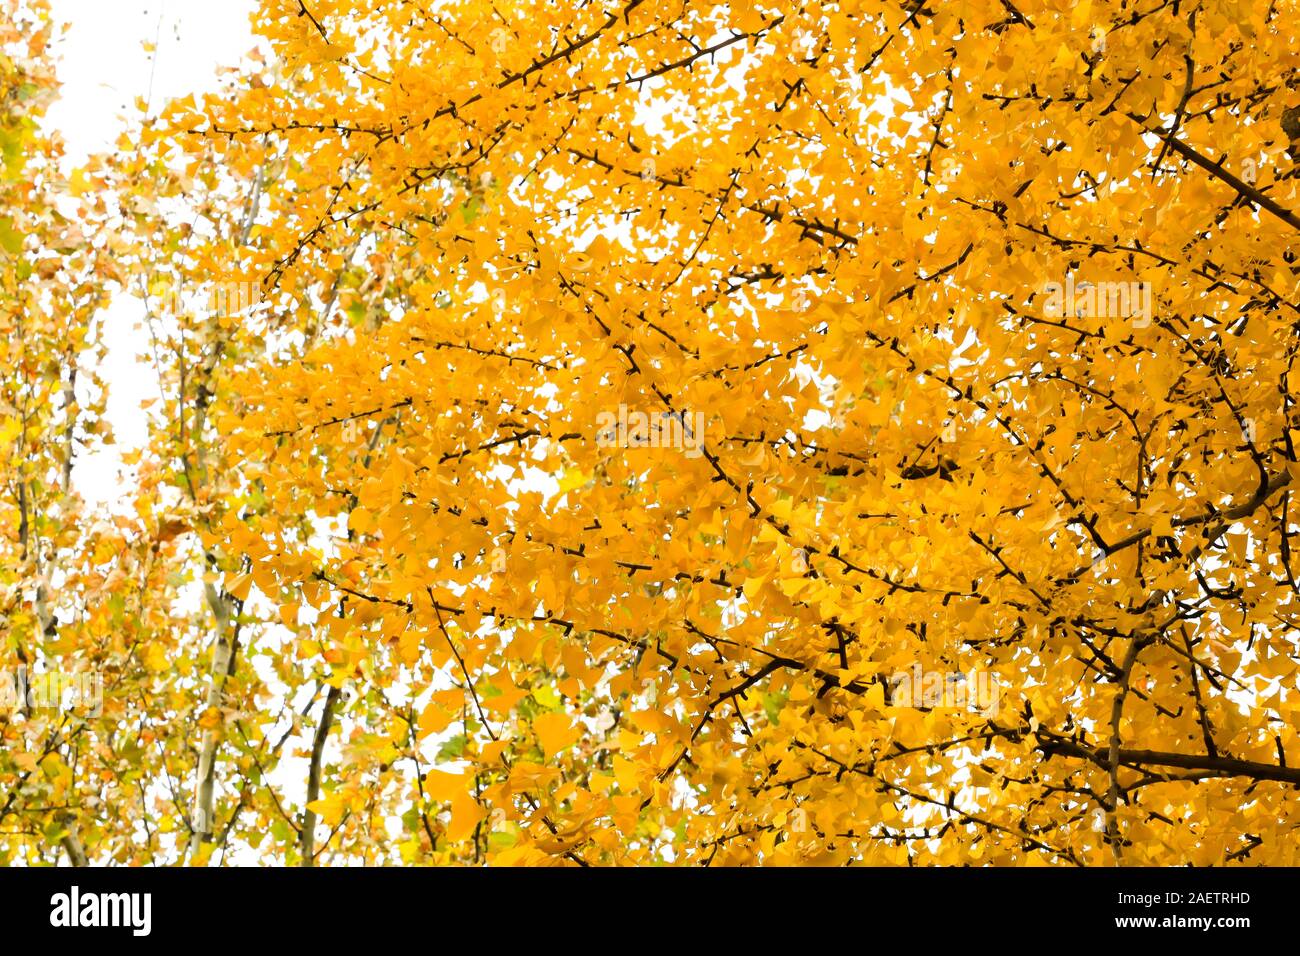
[2,0,1300,866]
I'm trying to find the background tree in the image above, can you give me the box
[0,0,190,865]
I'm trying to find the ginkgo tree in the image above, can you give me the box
[11,0,1300,866]
[0,0,201,866]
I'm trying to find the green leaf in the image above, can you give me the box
[530,682,561,710]
[0,217,23,255]
[435,734,467,761]
[0,120,31,180]
[762,690,787,726]
[458,195,483,224]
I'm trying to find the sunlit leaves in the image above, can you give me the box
[7,0,1300,867]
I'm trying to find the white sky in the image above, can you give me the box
[46,0,255,163]
[44,0,256,504]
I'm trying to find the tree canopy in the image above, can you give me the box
[3,0,1300,865]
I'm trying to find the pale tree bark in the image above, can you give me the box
[183,157,266,863]
[300,684,342,866]
[187,581,239,859]
[58,813,89,867]
[41,364,92,866]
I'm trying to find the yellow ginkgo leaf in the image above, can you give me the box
[533,712,578,758]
